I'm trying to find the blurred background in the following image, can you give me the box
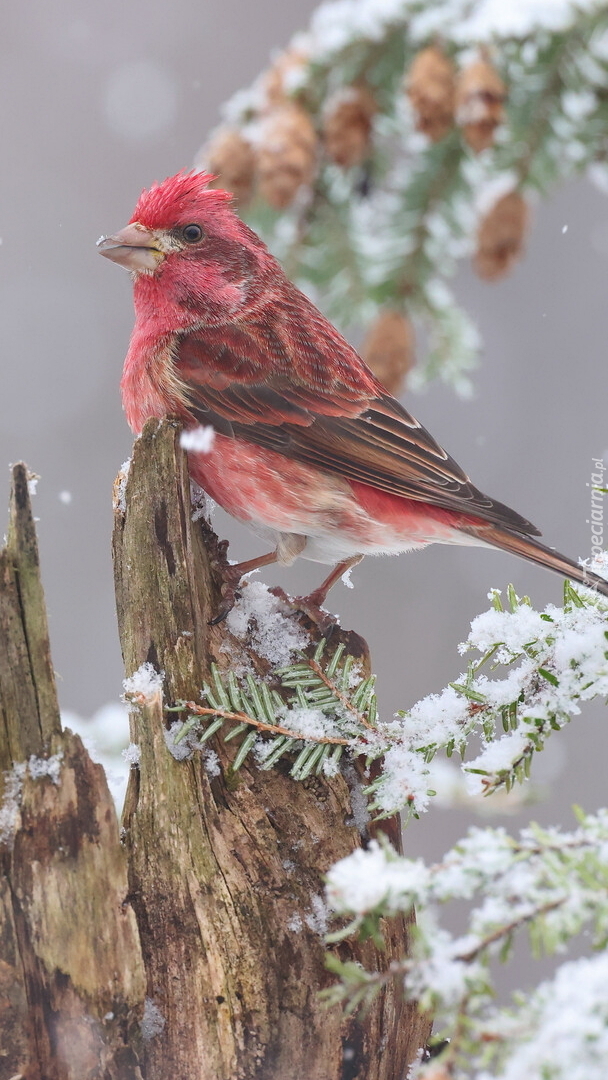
[1,0,607,880]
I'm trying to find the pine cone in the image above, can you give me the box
[322,86,377,168]
[256,104,317,210]
[456,57,506,153]
[195,127,256,207]
[361,310,414,395]
[474,191,528,280]
[263,46,309,108]
[405,46,456,142]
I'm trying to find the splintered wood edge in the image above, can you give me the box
[0,464,61,767]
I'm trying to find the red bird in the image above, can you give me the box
[99,170,608,616]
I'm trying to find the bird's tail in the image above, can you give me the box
[458,523,608,599]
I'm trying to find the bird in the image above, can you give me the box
[98,169,608,619]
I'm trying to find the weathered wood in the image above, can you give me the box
[113,419,432,1080]
[0,465,146,1080]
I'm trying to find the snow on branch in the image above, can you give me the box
[323,807,608,1080]
[198,0,608,395]
[163,570,608,820]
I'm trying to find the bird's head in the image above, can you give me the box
[98,170,271,324]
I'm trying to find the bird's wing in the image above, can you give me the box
[173,315,540,538]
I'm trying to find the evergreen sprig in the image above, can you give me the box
[165,640,380,782]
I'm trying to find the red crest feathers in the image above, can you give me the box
[130,170,233,229]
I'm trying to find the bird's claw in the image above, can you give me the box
[293,593,340,639]
[208,563,244,625]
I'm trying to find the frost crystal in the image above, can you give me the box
[122,743,141,767]
[141,998,165,1040]
[0,763,26,847]
[123,662,164,705]
[203,749,221,777]
[28,752,63,785]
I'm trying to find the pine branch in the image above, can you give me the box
[201,0,608,394]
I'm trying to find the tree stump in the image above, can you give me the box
[0,422,431,1079]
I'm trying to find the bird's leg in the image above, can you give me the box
[305,555,364,607]
[210,549,280,625]
[211,534,308,626]
[291,555,364,634]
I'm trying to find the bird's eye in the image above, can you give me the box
[182,224,203,243]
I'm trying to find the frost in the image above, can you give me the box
[203,749,221,777]
[226,580,310,667]
[164,720,196,761]
[123,662,164,705]
[180,425,215,454]
[0,763,26,846]
[141,997,165,1040]
[304,894,329,935]
[122,743,141,767]
[287,912,303,932]
[28,752,63,785]
[0,754,63,847]
[113,458,131,513]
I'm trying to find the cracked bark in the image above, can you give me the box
[0,421,432,1079]
[113,419,431,1080]
[0,464,145,1080]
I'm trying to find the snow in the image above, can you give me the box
[203,749,221,777]
[180,425,216,454]
[164,720,197,761]
[0,763,26,846]
[0,754,63,846]
[122,743,141,767]
[28,752,63,785]
[226,580,310,667]
[343,764,371,834]
[497,952,608,1080]
[464,605,549,660]
[281,706,336,739]
[58,490,72,504]
[123,662,164,704]
[341,564,355,589]
[326,839,430,915]
[304,894,329,935]
[141,997,166,1040]
[113,458,131,513]
[399,684,471,747]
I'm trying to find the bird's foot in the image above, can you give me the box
[268,585,339,639]
[209,568,243,626]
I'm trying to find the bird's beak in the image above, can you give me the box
[97,223,164,272]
